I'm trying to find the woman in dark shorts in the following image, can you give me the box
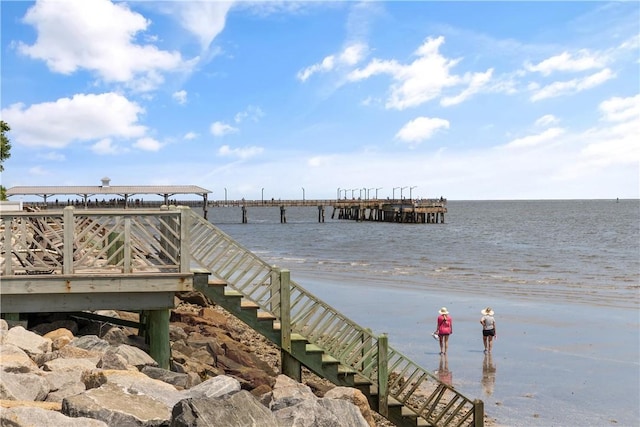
[480,307,496,353]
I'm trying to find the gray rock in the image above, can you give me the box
[141,366,192,389]
[97,348,130,370]
[43,357,97,372]
[0,372,50,401]
[112,343,158,368]
[0,406,108,427]
[62,382,173,427]
[169,325,188,342]
[170,390,278,427]
[45,381,86,403]
[324,387,376,427]
[5,326,52,356]
[273,397,369,427]
[68,335,111,353]
[182,375,240,400]
[0,344,39,373]
[267,374,317,410]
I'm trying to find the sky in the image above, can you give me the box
[1,0,639,202]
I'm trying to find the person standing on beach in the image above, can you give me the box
[480,307,496,352]
[437,307,452,354]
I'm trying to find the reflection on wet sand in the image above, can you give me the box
[436,354,452,386]
[482,353,497,396]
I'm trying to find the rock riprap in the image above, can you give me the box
[0,298,376,427]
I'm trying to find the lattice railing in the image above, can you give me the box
[1,207,187,275]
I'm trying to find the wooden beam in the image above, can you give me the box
[1,273,193,295]
[1,292,175,313]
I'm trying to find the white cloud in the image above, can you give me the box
[530,68,615,101]
[441,69,493,107]
[134,137,162,152]
[18,0,185,91]
[297,42,367,82]
[535,114,559,128]
[234,106,265,123]
[173,90,188,105]
[184,132,198,140]
[348,36,471,110]
[1,92,146,148]
[503,127,566,149]
[218,144,263,159]
[91,138,120,155]
[339,43,367,66]
[525,50,607,76]
[211,121,239,137]
[167,1,234,50]
[395,117,450,147]
[598,94,640,122]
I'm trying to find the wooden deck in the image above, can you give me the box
[0,205,482,426]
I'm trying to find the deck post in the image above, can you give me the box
[146,308,170,369]
[242,206,248,223]
[378,333,389,417]
[3,215,12,275]
[178,206,191,273]
[279,269,301,381]
[473,399,484,427]
[280,206,286,223]
[63,206,74,274]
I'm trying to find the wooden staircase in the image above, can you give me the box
[198,276,433,427]
[185,209,483,427]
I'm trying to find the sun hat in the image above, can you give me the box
[481,307,494,316]
[438,307,449,315]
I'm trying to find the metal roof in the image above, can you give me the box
[6,185,211,198]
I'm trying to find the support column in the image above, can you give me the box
[242,206,248,223]
[279,269,300,381]
[378,334,389,417]
[280,206,287,223]
[146,309,170,369]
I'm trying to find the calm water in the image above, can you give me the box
[204,200,639,426]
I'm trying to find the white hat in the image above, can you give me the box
[439,307,449,315]
[481,307,494,316]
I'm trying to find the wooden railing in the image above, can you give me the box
[1,206,189,275]
[184,207,481,426]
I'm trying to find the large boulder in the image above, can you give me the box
[0,372,50,401]
[325,386,376,427]
[171,390,279,427]
[0,344,39,373]
[0,406,108,427]
[5,326,52,356]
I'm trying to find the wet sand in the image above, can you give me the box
[294,275,640,426]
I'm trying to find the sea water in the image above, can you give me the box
[205,200,639,426]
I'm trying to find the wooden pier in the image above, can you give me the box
[17,198,447,224]
[332,199,446,224]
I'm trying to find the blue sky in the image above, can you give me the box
[1,0,638,201]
